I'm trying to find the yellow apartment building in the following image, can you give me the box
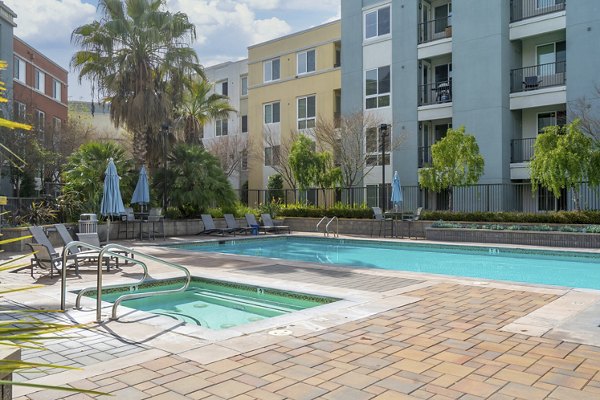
[247,20,341,203]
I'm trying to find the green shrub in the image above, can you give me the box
[279,203,373,219]
[422,210,600,224]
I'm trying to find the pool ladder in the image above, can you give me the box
[316,216,339,238]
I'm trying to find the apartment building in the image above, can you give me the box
[0,1,16,103]
[342,0,599,211]
[203,59,249,191]
[247,20,342,204]
[13,36,68,149]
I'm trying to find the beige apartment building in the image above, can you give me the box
[247,20,341,204]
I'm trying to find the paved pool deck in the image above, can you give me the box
[3,234,600,399]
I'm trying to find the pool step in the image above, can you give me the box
[192,290,298,314]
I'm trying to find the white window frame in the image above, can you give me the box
[53,117,61,132]
[241,76,248,96]
[35,110,45,132]
[216,118,228,136]
[365,126,391,166]
[15,101,26,121]
[14,57,26,83]
[34,69,45,93]
[297,95,316,130]
[364,5,391,40]
[264,101,280,124]
[365,66,391,109]
[264,145,280,167]
[297,49,316,75]
[53,79,62,101]
[537,110,566,134]
[263,58,280,83]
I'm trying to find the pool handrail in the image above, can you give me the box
[316,216,329,236]
[326,216,339,238]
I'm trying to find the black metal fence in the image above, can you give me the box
[510,138,536,163]
[418,81,452,106]
[418,16,451,44]
[510,62,566,93]
[510,0,565,22]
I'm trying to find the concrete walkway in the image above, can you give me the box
[3,235,600,399]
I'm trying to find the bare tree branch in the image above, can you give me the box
[569,84,600,142]
[204,133,249,178]
[262,125,298,190]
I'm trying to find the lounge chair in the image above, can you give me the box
[224,214,252,235]
[76,232,129,269]
[261,214,291,234]
[55,223,104,265]
[27,226,79,278]
[198,214,235,235]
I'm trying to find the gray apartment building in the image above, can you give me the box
[342,0,600,212]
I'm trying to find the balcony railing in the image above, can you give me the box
[419,80,452,106]
[510,0,565,23]
[418,16,452,44]
[511,138,536,163]
[510,61,566,93]
[418,146,432,168]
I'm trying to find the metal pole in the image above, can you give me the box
[380,124,388,212]
[162,124,168,211]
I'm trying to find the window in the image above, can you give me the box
[297,95,316,130]
[264,58,280,82]
[34,69,45,92]
[434,3,452,34]
[241,115,248,133]
[264,145,280,166]
[365,66,390,109]
[365,6,390,39]
[35,110,45,132]
[14,57,26,82]
[15,102,26,121]
[241,76,248,96]
[537,41,566,75]
[264,102,280,124]
[53,117,61,132]
[216,118,228,136]
[365,126,391,166]
[53,79,62,101]
[297,49,316,75]
[537,111,566,134]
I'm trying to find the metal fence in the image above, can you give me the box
[418,80,452,106]
[510,138,535,163]
[418,16,452,44]
[241,182,600,213]
[510,0,565,22]
[510,62,566,93]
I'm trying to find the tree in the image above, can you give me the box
[570,84,600,142]
[204,133,248,178]
[267,173,284,202]
[262,127,298,191]
[158,143,236,215]
[175,79,236,145]
[313,151,342,209]
[418,126,484,211]
[71,0,203,168]
[530,119,600,211]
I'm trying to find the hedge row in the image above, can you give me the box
[279,205,373,219]
[422,210,600,224]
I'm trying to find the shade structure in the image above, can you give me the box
[390,170,403,210]
[100,158,125,242]
[131,165,150,212]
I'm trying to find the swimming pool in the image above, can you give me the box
[91,277,336,329]
[171,237,600,290]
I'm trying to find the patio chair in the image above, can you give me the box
[224,214,252,235]
[141,207,165,240]
[405,207,423,239]
[198,214,235,236]
[27,226,79,278]
[523,76,542,91]
[55,223,105,265]
[118,207,141,239]
[371,207,393,238]
[261,214,291,234]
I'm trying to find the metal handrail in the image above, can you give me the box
[325,216,339,238]
[316,216,329,235]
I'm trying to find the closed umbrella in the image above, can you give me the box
[131,165,150,212]
[100,158,125,242]
[391,171,403,211]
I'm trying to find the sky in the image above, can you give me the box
[5,0,340,101]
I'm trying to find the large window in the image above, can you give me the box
[264,146,280,167]
[264,58,280,82]
[15,102,26,121]
[53,79,62,101]
[219,81,228,97]
[297,49,315,75]
[34,69,45,93]
[14,57,26,83]
[365,126,391,166]
[537,41,566,75]
[297,95,316,130]
[264,102,280,124]
[365,66,390,109]
[365,6,391,39]
[216,118,228,136]
[241,76,248,96]
[35,110,45,132]
[537,111,566,134]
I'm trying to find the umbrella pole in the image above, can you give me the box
[106,218,110,243]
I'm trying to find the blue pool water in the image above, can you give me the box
[171,237,600,290]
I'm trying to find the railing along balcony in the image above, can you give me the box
[418,80,452,106]
[510,61,566,93]
[418,16,452,44]
[511,138,536,163]
[510,0,565,23]
[418,146,432,168]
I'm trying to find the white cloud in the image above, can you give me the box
[5,0,96,44]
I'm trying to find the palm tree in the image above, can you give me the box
[71,0,203,167]
[174,79,236,145]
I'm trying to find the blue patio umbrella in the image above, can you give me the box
[100,158,125,242]
[391,170,403,211]
[131,165,150,212]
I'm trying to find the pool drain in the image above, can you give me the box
[268,329,292,336]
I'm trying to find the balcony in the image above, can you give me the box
[418,17,452,44]
[510,62,565,93]
[419,81,452,106]
[510,0,565,23]
[511,138,535,163]
[418,146,432,168]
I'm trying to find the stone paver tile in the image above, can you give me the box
[204,380,254,398]
[332,370,379,389]
[246,388,285,400]
[496,354,538,368]
[450,378,500,398]
[494,367,540,385]
[277,364,320,381]
[109,387,150,399]
[549,386,593,399]
[391,359,433,374]
[205,359,244,374]
[163,376,213,394]
[148,391,192,400]
[322,386,374,400]
[540,371,588,390]
[375,375,426,394]
[431,361,475,378]
[276,382,328,400]
[116,369,161,385]
[499,382,551,400]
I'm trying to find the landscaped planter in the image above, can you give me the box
[426,227,600,248]
[282,217,432,237]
